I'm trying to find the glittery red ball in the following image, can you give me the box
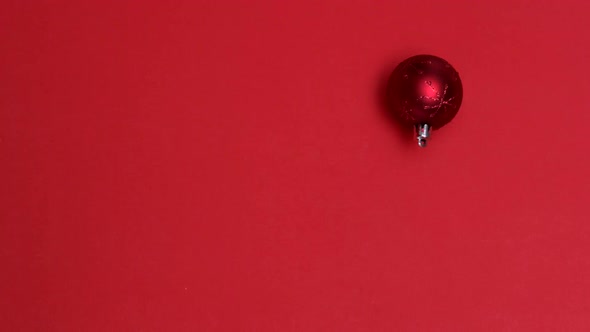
[387,55,463,129]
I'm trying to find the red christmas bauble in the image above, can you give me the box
[387,55,463,146]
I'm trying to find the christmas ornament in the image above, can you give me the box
[387,54,463,147]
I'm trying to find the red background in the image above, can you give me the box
[2,1,590,331]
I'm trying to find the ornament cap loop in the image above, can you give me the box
[415,124,431,148]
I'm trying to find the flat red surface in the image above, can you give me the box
[2,1,590,331]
